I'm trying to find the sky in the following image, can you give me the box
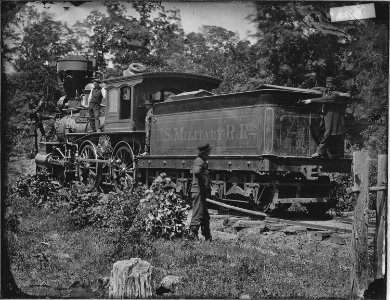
[32,1,257,42]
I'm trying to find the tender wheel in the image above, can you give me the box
[252,187,275,213]
[78,142,101,192]
[112,144,135,192]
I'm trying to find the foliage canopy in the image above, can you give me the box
[2,2,388,155]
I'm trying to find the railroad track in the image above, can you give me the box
[207,198,376,237]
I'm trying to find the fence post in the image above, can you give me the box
[375,155,387,279]
[350,150,370,298]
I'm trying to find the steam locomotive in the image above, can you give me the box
[35,55,353,214]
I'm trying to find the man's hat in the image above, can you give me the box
[326,77,334,83]
[197,143,212,154]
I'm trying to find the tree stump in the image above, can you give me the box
[109,259,153,299]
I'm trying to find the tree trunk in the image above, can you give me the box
[374,155,387,279]
[109,259,153,299]
[350,151,370,298]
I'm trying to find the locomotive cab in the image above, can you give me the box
[103,72,221,132]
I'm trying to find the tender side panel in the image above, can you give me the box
[273,107,320,156]
[151,106,264,156]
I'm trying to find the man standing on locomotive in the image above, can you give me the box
[88,78,106,133]
[189,143,213,242]
[142,97,154,155]
[302,77,349,158]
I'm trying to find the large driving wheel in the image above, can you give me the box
[112,144,135,192]
[78,142,101,192]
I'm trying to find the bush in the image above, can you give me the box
[332,156,380,213]
[5,124,32,159]
[332,173,355,213]
[91,190,140,232]
[65,184,101,229]
[64,183,141,232]
[14,170,62,211]
[140,173,190,240]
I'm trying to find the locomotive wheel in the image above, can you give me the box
[112,144,135,192]
[78,142,101,192]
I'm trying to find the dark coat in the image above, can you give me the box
[90,88,103,104]
[310,92,346,136]
[190,155,211,194]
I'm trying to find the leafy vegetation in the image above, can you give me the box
[141,173,190,239]
[13,170,189,239]
[6,163,359,298]
[14,171,63,211]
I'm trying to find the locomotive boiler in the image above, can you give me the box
[36,54,353,214]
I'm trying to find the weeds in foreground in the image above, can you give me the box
[6,170,355,298]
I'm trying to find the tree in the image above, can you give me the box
[249,2,388,154]
[80,1,184,72]
[4,4,82,102]
[163,26,255,93]
[3,4,83,158]
[342,22,388,154]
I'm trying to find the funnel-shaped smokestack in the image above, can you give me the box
[57,55,94,100]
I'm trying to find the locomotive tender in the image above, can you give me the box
[35,55,352,214]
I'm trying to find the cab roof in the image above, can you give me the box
[103,72,221,92]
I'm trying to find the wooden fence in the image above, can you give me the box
[348,151,387,298]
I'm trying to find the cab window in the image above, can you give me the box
[120,86,131,119]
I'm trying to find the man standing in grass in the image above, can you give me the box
[189,143,213,242]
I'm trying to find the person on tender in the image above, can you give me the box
[88,78,106,132]
[189,143,213,242]
[302,77,349,158]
